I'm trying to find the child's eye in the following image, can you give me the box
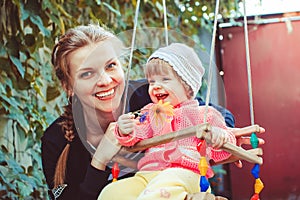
[106,62,117,70]
[148,79,155,84]
[148,79,155,83]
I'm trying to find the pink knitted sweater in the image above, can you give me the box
[115,100,236,177]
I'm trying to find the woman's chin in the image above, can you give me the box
[98,102,121,113]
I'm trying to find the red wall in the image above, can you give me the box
[217,15,300,199]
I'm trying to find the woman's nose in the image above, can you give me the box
[96,72,112,86]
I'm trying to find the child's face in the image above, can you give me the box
[147,65,189,106]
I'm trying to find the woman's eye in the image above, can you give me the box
[80,71,93,78]
[163,77,170,81]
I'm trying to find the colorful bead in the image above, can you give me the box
[200,176,210,192]
[250,132,264,198]
[198,156,208,176]
[250,193,260,200]
[254,178,264,194]
[251,164,260,179]
[250,133,259,148]
[196,140,204,152]
[196,140,206,156]
[197,140,210,192]
[139,112,148,123]
[112,162,120,182]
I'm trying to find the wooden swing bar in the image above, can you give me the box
[121,123,263,165]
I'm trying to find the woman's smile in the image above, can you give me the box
[94,88,115,100]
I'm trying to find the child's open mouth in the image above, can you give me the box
[156,93,168,101]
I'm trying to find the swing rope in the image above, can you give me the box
[242,1,264,199]
[243,0,255,125]
[122,0,141,115]
[122,0,169,114]
[199,0,221,193]
[113,0,142,182]
[203,0,220,124]
[162,0,169,45]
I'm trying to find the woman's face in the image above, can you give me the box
[68,41,125,113]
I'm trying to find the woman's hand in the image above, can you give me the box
[229,125,265,168]
[91,122,121,170]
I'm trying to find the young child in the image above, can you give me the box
[98,43,236,200]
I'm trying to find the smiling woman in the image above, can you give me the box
[41,24,153,200]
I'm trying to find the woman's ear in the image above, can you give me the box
[67,89,74,97]
[62,83,74,97]
[62,82,74,97]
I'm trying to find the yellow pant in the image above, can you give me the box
[98,168,208,200]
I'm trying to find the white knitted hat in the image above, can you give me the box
[147,43,205,98]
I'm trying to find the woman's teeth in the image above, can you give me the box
[95,89,114,98]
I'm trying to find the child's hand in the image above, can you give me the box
[117,113,138,135]
[210,126,230,149]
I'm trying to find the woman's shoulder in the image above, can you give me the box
[128,79,152,112]
[128,79,149,94]
[42,116,66,143]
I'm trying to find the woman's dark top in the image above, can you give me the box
[41,79,235,200]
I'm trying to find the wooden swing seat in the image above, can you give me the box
[120,123,263,165]
[113,123,264,200]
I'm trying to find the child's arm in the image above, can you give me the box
[114,113,140,146]
[117,113,137,135]
[115,112,153,147]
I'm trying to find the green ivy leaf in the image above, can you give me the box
[25,135,34,150]
[28,150,42,169]
[17,181,33,197]
[9,56,25,78]
[6,159,24,174]
[29,15,50,37]
[102,2,121,16]
[8,113,30,132]
[1,95,20,110]
[46,85,61,102]
[20,2,30,20]
[0,45,7,57]
[16,124,27,144]
[0,83,5,94]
